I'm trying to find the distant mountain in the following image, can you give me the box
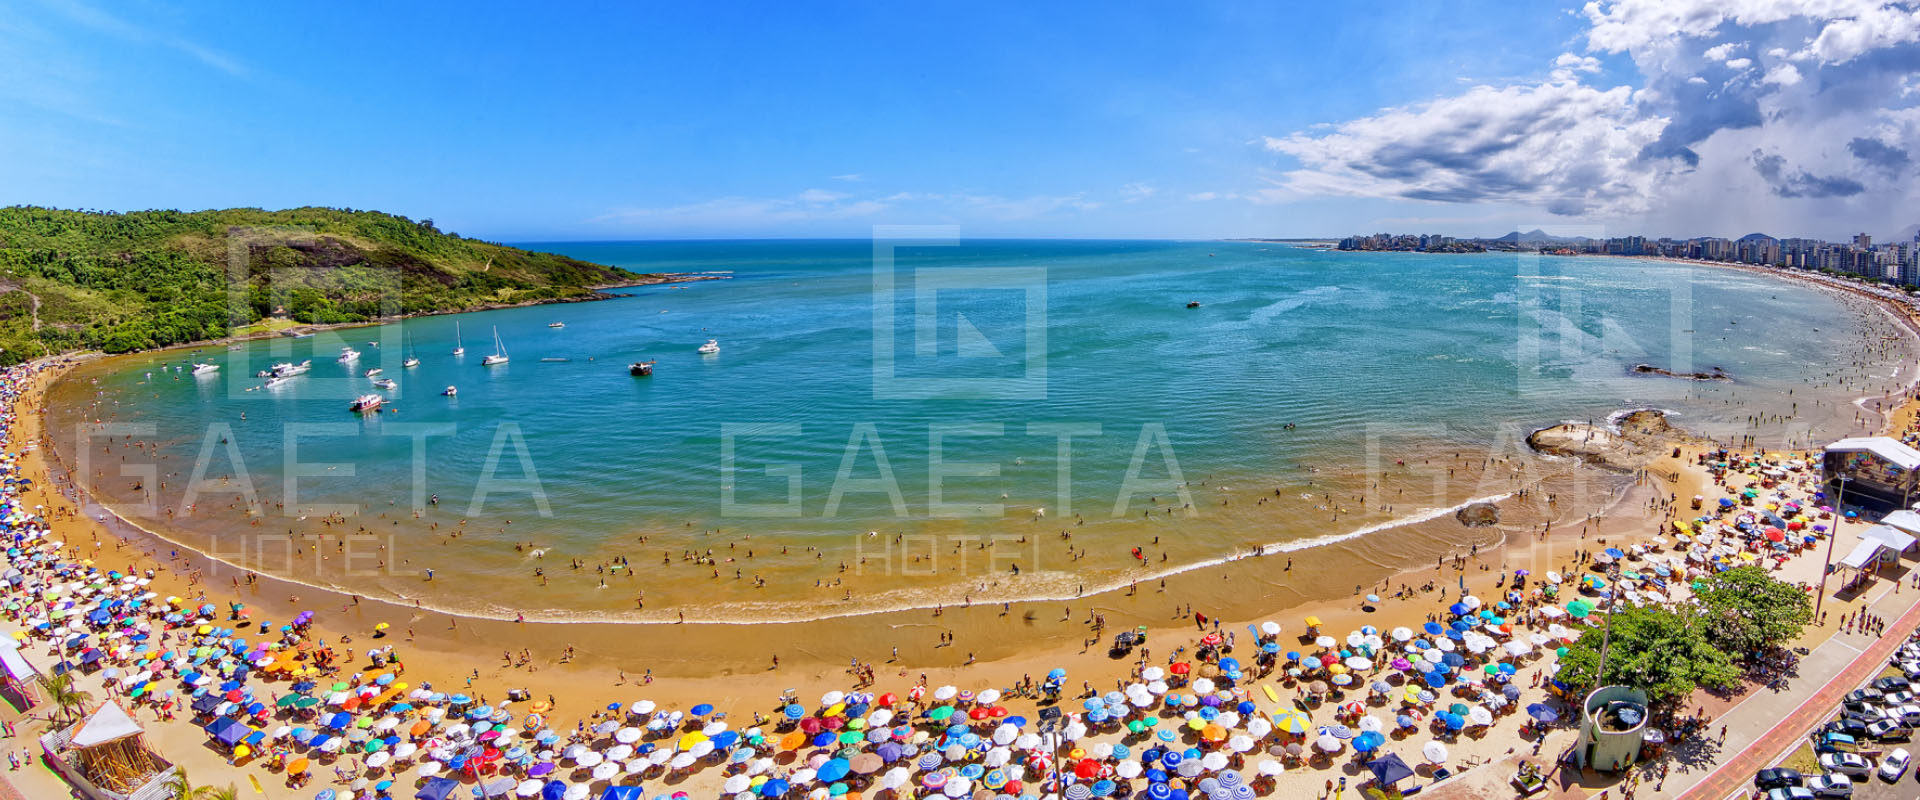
[1490,229,1594,245]
[1735,232,1775,243]
[0,206,655,363]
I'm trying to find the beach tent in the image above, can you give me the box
[1863,524,1918,554]
[1839,540,1888,571]
[597,788,644,800]
[1366,753,1415,786]
[415,776,459,800]
[1879,510,1920,538]
[0,639,40,708]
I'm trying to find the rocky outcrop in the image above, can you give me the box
[1631,363,1731,381]
[1527,410,1699,472]
[1456,502,1500,527]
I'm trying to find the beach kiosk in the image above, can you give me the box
[0,636,41,710]
[1822,437,1920,510]
[38,700,180,800]
[1571,686,1649,772]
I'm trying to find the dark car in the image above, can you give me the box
[1876,676,1913,693]
[1826,718,1871,738]
[1842,707,1885,726]
[1757,768,1806,790]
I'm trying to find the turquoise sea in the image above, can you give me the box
[47,241,1917,622]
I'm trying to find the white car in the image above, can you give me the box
[1820,751,1872,777]
[1879,747,1911,781]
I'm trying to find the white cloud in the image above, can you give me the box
[797,188,850,204]
[1762,63,1803,86]
[1264,81,1666,216]
[1266,0,1920,234]
[1186,192,1220,202]
[830,173,864,182]
[1121,182,1157,202]
[1703,43,1742,61]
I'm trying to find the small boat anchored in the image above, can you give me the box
[372,378,398,390]
[697,339,720,354]
[482,326,509,366]
[191,362,219,375]
[548,322,565,328]
[349,394,384,413]
[453,321,466,357]
[403,334,420,368]
[364,367,383,377]
[629,360,656,376]
[338,347,360,363]
[442,386,458,396]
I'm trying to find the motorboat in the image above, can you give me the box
[271,360,311,377]
[364,367,383,377]
[548,322,565,328]
[349,394,383,413]
[630,360,655,376]
[264,375,293,388]
[697,339,720,354]
[442,386,458,396]
[482,326,509,365]
[338,347,360,363]
[372,378,398,390]
[191,362,219,375]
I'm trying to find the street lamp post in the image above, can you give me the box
[1814,476,1849,618]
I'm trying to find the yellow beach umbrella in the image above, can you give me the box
[678,732,708,751]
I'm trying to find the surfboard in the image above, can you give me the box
[1262,684,1280,704]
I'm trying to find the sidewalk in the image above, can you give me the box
[1668,583,1920,799]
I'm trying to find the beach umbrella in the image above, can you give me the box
[1421,741,1448,763]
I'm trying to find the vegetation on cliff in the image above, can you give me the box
[0,206,644,362]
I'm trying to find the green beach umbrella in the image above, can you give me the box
[277,695,300,707]
[1555,647,1569,657]
[331,682,350,692]
[838,731,861,745]
[927,706,954,721]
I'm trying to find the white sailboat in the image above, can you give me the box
[403,333,420,368]
[453,321,466,357]
[483,326,509,366]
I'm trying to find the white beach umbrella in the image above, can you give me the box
[1141,667,1165,681]
[1422,741,1449,763]
[516,780,545,797]
[575,751,604,768]
[591,762,619,781]
[605,745,633,761]
[933,685,958,701]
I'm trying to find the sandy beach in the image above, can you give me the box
[5,257,1920,800]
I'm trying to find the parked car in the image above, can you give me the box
[1865,719,1910,741]
[1841,708,1886,726]
[1825,719,1871,738]
[1765,788,1816,800]
[1890,704,1920,726]
[1820,751,1873,777]
[1882,690,1915,707]
[1898,660,1920,681]
[1879,748,1911,781]
[1875,676,1912,693]
[1847,688,1886,705]
[1757,768,1806,790]
[1805,773,1853,797]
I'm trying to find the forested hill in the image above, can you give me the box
[0,206,648,363]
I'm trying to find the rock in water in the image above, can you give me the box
[1456,502,1500,527]
[1525,410,1700,471]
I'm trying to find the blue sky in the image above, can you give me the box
[4,2,1916,241]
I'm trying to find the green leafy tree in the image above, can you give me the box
[164,768,239,800]
[1692,565,1813,655]
[1555,606,1740,706]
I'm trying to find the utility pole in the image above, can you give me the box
[1814,476,1848,618]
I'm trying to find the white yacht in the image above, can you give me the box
[191,363,219,375]
[338,347,360,363]
[697,339,720,354]
[453,322,466,356]
[349,394,383,413]
[271,360,312,377]
[364,367,383,377]
[482,326,509,366]
[372,378,398,390]
[442,385,458,396]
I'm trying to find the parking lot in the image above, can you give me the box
[1760,652,1920,799]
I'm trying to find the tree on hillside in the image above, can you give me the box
[1555,606,1740,705]
[1691,565,1813,655]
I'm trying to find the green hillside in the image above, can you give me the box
[0,206,648,363]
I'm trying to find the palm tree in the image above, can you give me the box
[163,769,238,800]
[43,673,92,725]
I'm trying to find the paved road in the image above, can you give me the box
[1675,594,1920,800]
